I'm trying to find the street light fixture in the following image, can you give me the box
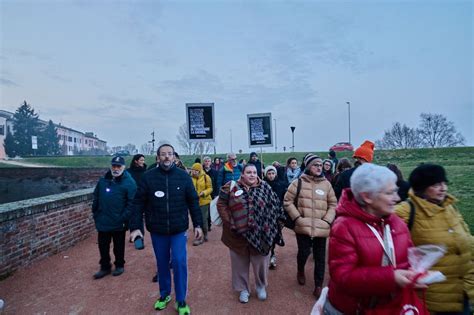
[290,126,296,152]
[346,102,351,144]
[149,131,155,154]
[274,118,277,152]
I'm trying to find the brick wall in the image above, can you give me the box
[0,168,106,204]
[0,188,94,278]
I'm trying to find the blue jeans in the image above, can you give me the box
[151,232,188,303]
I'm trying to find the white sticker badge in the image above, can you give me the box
[315,189,325,196]
[235,189,243,197]
[155,191,165,198]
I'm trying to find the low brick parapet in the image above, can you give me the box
[0,189,95,278]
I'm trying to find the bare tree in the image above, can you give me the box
[140,143,153,155]
[176,123,214,155]
[123,143,136,154]
[418,113,465,148]
[376,122,422,149]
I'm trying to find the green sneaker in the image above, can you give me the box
[154,295,171,310]
[175,301,191,315]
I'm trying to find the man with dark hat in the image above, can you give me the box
[92,156,137,279]
[334,140,375,200]
[328,150,338,173]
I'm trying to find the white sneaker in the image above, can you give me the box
[269,255,277,269]
[239,290,250,303]
[256,286,267,301]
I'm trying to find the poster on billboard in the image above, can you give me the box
[186,103,215,141]
[247,113,273,148]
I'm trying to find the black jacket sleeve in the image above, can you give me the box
[130,177,147,231]
[120,177,137,223]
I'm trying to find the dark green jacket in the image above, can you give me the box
[92,170,137,232]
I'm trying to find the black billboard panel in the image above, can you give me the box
[186,103,215,141]
[247,113,273,147]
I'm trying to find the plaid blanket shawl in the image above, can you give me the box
[227,179,284,255]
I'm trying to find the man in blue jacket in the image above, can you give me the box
[92,156,137,279]
[130,144,203,315]
[217,152,242,188]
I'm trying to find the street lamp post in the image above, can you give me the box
[274,118,277,152]
[230,129,233,152]
[149,131,155,155]
[290,126,296,152]
[346,101,351,144]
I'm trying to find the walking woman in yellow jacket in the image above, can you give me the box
[190,163,213,245]
[396,164,473,314]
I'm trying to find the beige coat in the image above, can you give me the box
[283,174,337,237]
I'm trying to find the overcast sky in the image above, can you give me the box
[1,0,472,154]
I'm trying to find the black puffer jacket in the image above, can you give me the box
[130,165,203,235]
[334,167,356,200]
[266,178,287,205]
[92,170,137,232]
[127,164,147,185]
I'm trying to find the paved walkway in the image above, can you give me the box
[0,226,319,315]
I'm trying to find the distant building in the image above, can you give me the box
[0,109,107,159]
[0,110,15,160]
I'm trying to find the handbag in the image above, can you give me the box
[364,224,429,315]
[209,196,222,226]
[209,180,236,226]
[364,285,428,315]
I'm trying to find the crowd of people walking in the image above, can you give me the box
[91,142,473,314]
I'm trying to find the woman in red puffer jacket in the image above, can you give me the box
[325,164,427,315]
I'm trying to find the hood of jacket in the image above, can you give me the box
[408,189,457,217]
[337,188,397,226]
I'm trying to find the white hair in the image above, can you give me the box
[351,163,397,205]
[203,156,211,162]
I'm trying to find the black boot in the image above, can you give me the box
[112,267,124,276]
[94,269,111,279]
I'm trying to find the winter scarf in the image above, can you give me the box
[227,178,283,255]
[223,161,235,173]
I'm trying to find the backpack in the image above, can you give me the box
[283,178,302,229]
[407,198,415,231]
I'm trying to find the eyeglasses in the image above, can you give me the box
[314,163,323,167]
[159,152,174,157]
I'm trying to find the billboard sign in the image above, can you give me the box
[186,103,215,141]
[247,113,273,147]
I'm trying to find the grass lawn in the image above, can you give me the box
[0,162,21,168]
[6,147,474,230]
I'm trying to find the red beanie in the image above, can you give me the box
[353,140,375,163]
